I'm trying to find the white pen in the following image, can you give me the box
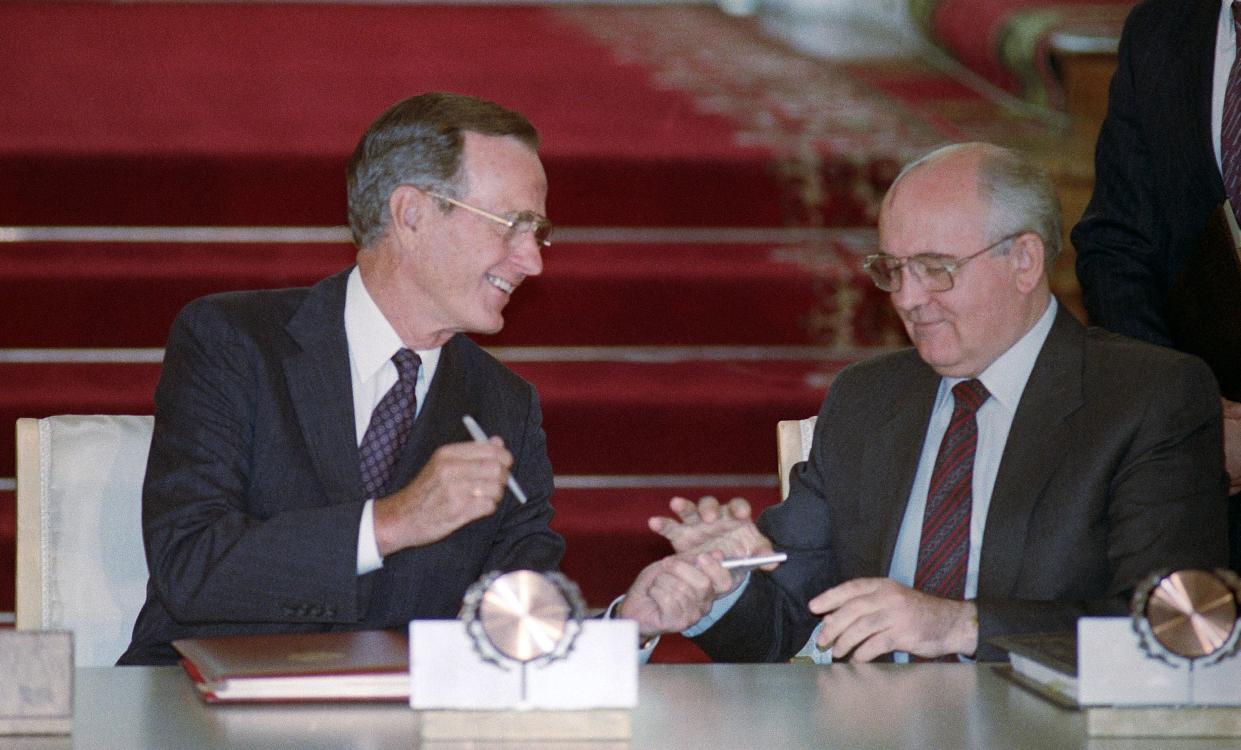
[720,552,787,571]
[461,414,528,504]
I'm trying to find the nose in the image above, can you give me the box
[509,233,544,277]
[889,264,930,312]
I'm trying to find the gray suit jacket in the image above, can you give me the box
[120,269,564,665]
[694,307,1227,662]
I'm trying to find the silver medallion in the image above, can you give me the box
[1130,568,1241,667]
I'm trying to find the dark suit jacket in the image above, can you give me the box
[120,269,564,665]
[1071,0,1241,399]
[694,307,1227,662]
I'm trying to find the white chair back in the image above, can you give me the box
[15,415,153,666]
[775,416,817,500]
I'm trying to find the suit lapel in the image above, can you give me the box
[283,268,363,503]
[862,358,940,574]
[977,307,1085,598]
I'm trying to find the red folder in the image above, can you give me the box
[173,629,409,703]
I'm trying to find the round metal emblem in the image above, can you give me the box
[1131,568,1241,666]
[461,570,584,669]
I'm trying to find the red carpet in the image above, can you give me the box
[0,3,1057,228]
[0,3,775,227]
[0,357,852,478]
[0,483,762,662]
[0,237,903,348]
[0,3,1023,659]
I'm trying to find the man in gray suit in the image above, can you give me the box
[120,93,564,665]
[620,143,1227,663]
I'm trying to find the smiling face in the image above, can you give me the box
[397,131,548,343]
[879,148,1046,377]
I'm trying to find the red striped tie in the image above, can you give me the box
[914,379,989,601]
[1223,1,1241,216]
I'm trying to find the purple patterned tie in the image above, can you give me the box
[1223,1,1241,216]
[914,379,989,601]
[359,348,420,498]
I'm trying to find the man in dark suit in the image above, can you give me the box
[120,93,564,665]
[620,143,1227,663]
[1071,0,1241,571]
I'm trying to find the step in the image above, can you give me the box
[0,5,793,227]
[0,5,1057,228]
[0,231,904,349]
[0,484,778,663]
[0,352,858,477]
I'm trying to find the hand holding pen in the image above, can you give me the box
[462,415,527,504]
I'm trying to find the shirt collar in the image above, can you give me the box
[939,297,1058,414]
[344,266,442,383]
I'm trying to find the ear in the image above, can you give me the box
[1009,232,1046,294]
[387,185,425,242]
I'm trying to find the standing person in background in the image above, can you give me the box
[1072,0,1241,572]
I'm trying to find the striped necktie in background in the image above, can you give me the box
[1222,1,1241,216]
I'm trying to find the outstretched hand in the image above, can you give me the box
[650,495,774,556]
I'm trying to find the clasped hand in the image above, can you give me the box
[620,496,777,640]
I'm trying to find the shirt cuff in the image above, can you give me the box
[356,499,384,575]
[605,595,660,663]
[681,573,750,637]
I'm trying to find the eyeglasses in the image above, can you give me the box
[862,231,1026,293]
[425,190,553,248]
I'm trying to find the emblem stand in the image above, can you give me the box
[1080,569,1241,736]
[409,570,638,741]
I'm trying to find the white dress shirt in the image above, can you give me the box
[344,267,442,574]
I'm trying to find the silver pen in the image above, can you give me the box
[461,414,528,504]
[720,552,787,571]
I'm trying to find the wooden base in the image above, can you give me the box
[1088,706,1241,737]
[0,631,73,736]
[417,709,631,741]
[0,717,72,736]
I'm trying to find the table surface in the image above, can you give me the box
[4,664,1238,750]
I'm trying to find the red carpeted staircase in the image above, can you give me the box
[0,1,1059,658]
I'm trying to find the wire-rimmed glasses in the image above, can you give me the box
[862,231,1026,293]
[425,190,553,248]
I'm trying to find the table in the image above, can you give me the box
[4,664,1238,749]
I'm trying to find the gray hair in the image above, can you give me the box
[893,143,1062,268]
[346,92,539,249]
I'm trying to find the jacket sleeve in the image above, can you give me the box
[1070,10,1177,347]
[142,300,370,625]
